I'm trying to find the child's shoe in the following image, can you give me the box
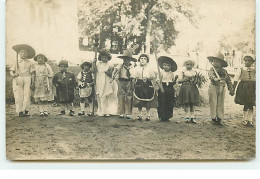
[190,118,197,124]
[137,116,142,121]
[40,112,44,116]
[87,112,93,116]
[24,110,30,116]
[59,111,65,115]
[211,118,218,125]
[43,111,48,116]
[78,111,85,116]
[104,114,110,117]
[185,117,190,123]
[69,110,75,116]
[242,120,249,126]
[19,111,24,117]
[248,121,254,127]
[126,115,131,119]
[145,116,150,121]
[216,118,223,126]
[119,114,125,118]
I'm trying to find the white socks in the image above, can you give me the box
[248,110,254,122]
[243,111,248,121]
[80,102,85,112]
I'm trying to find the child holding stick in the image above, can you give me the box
[94,49,118,117]
[10,44,35,117]
[207,53,234,126]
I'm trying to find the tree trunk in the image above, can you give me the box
[145,10,151,54]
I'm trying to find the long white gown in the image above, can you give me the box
[95,61,118,116]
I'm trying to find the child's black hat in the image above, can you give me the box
[158,56,178,72]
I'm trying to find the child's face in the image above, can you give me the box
[123,58,131,65]
[37,55,45,65]
[139,56,148,66]
[244,57,254,67]
[163,63,171,72]
[185,62,193,70]
[100,56,108,63]
[19,49,28,59]
[211,59,221,68]
[83,65,90,71]
[59,65,68,72]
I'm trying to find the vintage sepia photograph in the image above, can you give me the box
[5,0,255,160]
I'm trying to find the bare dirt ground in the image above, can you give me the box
[6,93,255,161]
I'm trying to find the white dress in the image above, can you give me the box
[95,61,118,116]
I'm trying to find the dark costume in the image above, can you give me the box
[52,71,77,103]
[157,56,178,121]
[234,67,255,106]
[178,70,200,105]
[77,70,93,102]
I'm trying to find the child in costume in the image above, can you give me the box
[94,49,118,117]
[10,44,35,117]
[157,56,178,122]
[132,54,156,121]
[207,53,234,125]
[233,54,255,126]
[178,60,200,123]
[32,54,54,116]
[77,60,94,116]
[52,60,77,116]
[114,49,136,119]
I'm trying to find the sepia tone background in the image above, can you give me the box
[5,0,256,160]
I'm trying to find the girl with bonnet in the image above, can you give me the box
[233,54,256,126]
[178,59,200,123]
[32,54,54,116]
[94,49,118,117]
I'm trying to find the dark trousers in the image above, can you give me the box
[157,82,175,120]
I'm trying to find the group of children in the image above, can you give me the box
[10,44,256,127]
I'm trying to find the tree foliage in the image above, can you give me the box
[219,15,255,53]
[78,0,199,53]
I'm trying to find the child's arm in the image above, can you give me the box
[173,75,178,85]
[232,67,242,90]
[178,71,188,84]
[46,64,54,78]
[208,67,222,82]
[224,70,234,96]
[52,74,58,87]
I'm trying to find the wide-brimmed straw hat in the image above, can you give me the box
[118,49,137,62]
[12,44,36,59]
[158,56,178,72]
[207,53,228,67]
